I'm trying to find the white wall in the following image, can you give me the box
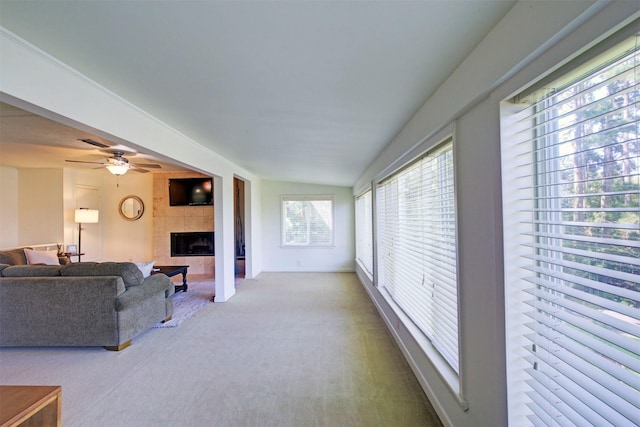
[261,180,354,272]
[101,172,154,262]
[353,2,640,427]
[0,166,18,248]
[17,168,64,246]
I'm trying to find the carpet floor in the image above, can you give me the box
[154,280,214,328]
[0,272,443,427]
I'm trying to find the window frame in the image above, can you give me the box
[501,32,640,426]
[280,195,335,248]
[355,189,373,278]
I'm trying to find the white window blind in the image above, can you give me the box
[282,196,334,246]
[502,34,640,426]
[377,140,459,373]
[355,190,373,277]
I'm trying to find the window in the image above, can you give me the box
[355,190,373,277]
[376,140,459,374]
[282,196,334,246]
[502,34,639,426]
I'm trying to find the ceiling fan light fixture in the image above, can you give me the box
[106,164,129,175]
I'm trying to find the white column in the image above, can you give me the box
[213,173,236,302]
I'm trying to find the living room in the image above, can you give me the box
[0,161,218,274]
[2,2,639,426]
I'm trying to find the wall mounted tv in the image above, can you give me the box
[168,177,213,206]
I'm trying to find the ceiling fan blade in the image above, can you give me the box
[65,160,105,165]
[132,163,161,168]
[78,138,110,149]
[131,167,150,173]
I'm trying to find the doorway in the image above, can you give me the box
[234,177,245,278]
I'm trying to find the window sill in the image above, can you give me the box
[280,245,336,249]
[378,286,467,411]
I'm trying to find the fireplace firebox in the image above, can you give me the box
[171,232,214,257]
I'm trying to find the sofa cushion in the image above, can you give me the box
[0,248,28,266]
[1,265,63,277]
[61,262,144,288]
[24,248,60,265]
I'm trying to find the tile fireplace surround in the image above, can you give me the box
[153,172,214,276]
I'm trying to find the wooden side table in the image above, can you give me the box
[63,252,85,263]
[0,385,61,427]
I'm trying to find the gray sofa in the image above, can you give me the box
[0,261,174,351]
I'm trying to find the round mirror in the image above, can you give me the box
[119,195,144,221]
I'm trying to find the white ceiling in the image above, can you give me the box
[0,0,516,186]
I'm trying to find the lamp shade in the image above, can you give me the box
[75,208,99,223]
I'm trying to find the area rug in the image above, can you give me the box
[154,280,214,328]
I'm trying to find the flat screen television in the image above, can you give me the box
[168,177,213,206]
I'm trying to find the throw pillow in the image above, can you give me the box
[135,260,156,278]
[0,248,29,265]
[24,248,60,265]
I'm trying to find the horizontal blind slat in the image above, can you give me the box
[525,371,620,427]
[524,286,640,339]
[523,273,640,320]
[524,255,640,290]
[525,346,640,422]
[524,240,640,267]
[522,230,640,249]
[525,328,640,393]
[523,313,640,375]
[523,297,640,355]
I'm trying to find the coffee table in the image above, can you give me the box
[152,265,189,293]
[0,385,62,427]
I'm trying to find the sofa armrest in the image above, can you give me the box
[116,273,172,312]
[148,273,175,298]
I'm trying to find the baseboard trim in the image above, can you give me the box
[261,268,355,273]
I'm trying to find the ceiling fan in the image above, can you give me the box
[65,138,162,175]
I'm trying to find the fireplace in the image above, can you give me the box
[170,232,214,257]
